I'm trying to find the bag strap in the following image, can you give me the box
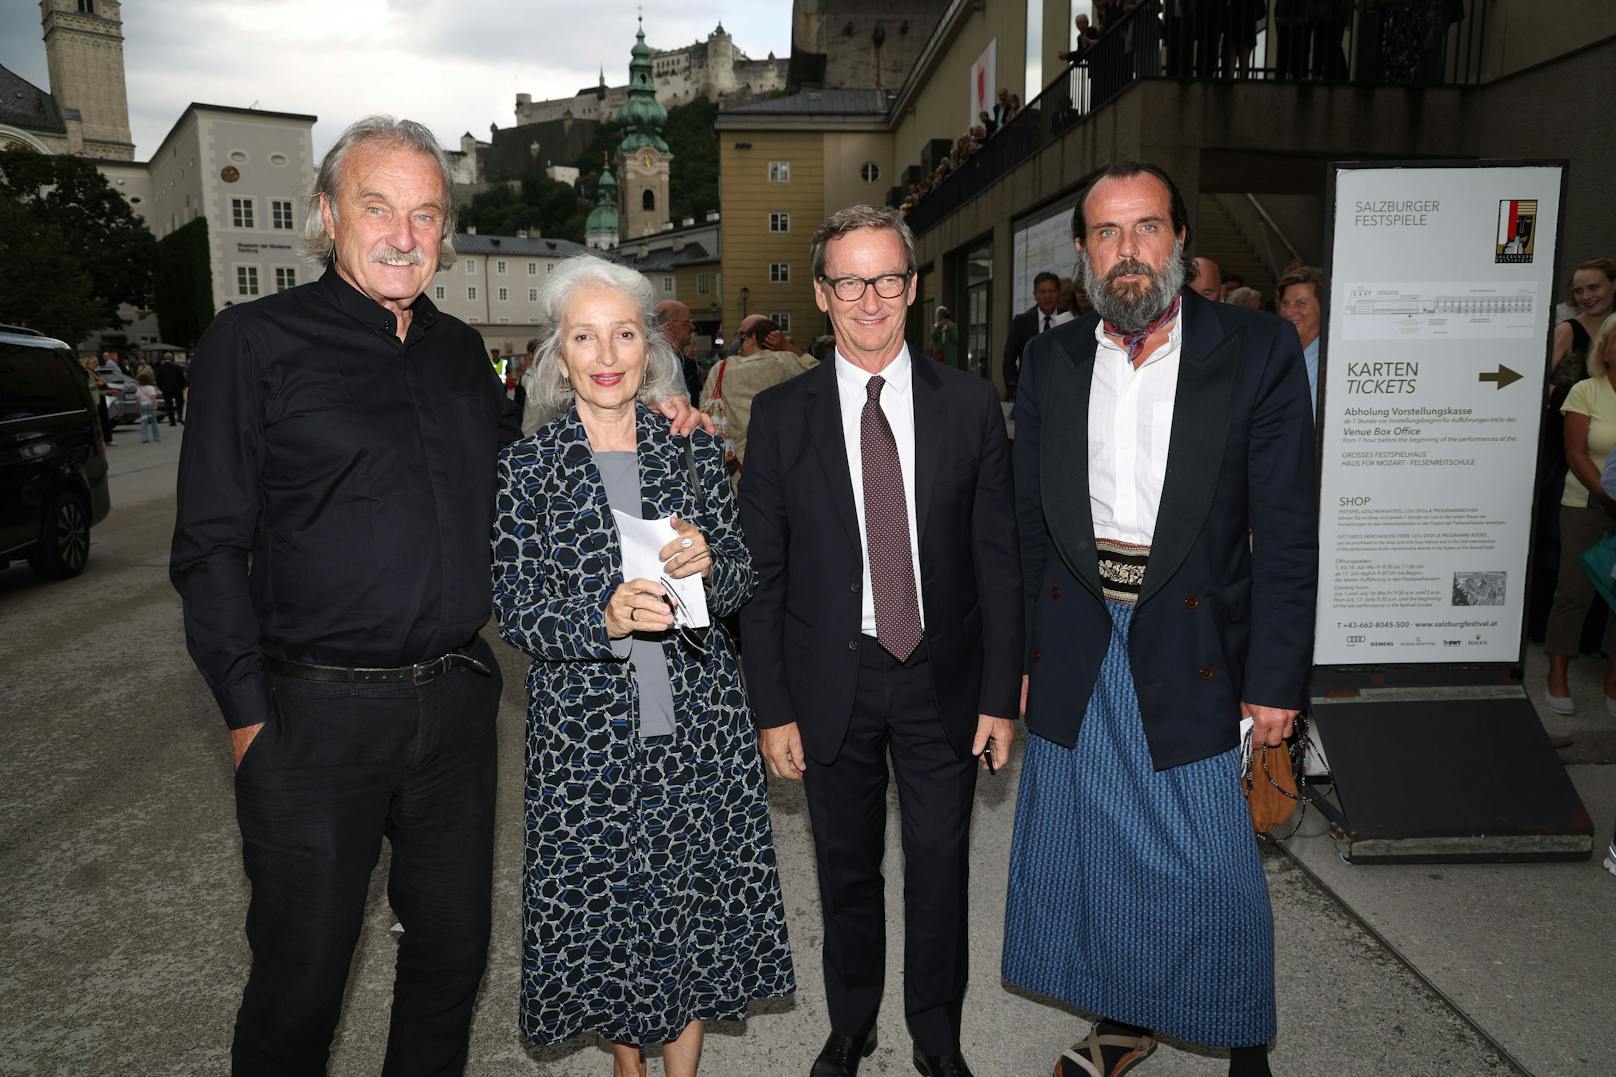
[681,438,707,516]
[711,359,727,400]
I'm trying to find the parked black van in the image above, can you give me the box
[0,326,112,579]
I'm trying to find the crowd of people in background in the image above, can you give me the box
[77,348,189,447]
[899,87,1021,218]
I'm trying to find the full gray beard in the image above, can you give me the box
[1078,241,1187,333]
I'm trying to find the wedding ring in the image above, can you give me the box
[679,538,693,549]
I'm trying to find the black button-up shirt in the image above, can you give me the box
[171,268,520,729]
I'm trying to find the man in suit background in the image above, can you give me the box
[1002,271,1069,398]
[740,205,1022,1077]
[1001,162,1316,1077]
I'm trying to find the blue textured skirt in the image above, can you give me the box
[1002,600,1276,1047]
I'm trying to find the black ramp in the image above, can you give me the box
[1308,697,1594,863]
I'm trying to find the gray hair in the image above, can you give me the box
[809,204,917,281]
[1589,313,1616,380]
[302,115,458,269]
[520,255,686,433]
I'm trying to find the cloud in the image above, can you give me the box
[0,0,788,157]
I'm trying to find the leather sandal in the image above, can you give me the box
[1054,1028,1158,1076]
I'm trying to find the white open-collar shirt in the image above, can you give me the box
[1088,314,1184,548]
[835,344,925,635]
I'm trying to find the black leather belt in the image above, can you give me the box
[264,646,491,685]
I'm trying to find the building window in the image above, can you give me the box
[643,189,656,211]
[273,266,297,291]
[270,199,294,230]
[498,287,509,301]
[547,263,555,273]
[466,261,477,275]
[77,0,94,13]
[467,286,478,300]
[528,287,538,302]
[768,161,790,182]
[769,212,790,233]
[663,276,674,293]
[769,262,790,283]
[860,161,881,183]
[434,286,446,300]
[496,260,508,275]
[527,261,537,275]
[771,312,791,333]
[498,317,511,323]
[697,273,710,295]
[231,198,254,228]
[236,266,259,296]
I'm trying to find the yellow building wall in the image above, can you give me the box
[822,131,898,218]
[718,131,826,343]
[675,262,722,322]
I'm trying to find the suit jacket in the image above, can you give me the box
[739,350,1023,764]
[1003,304,1053,392]
[1015,291,1318,771]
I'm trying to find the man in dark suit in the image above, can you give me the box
[1002,270,1064,398]
[740,205,1022,1077]
[1001,162,1316,1077]
[155,351,187,425]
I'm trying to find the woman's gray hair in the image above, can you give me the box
[520,254,686,433]
[302,115,458,268]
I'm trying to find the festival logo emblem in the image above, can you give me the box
[1495,199,1536,263]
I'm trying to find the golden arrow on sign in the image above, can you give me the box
[1478,365,1522,389]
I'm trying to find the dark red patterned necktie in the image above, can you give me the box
[1104,296,1182,365]
[861,375,922,661]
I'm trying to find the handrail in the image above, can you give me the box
[1246,193,1302,268]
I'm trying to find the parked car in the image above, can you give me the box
[97,363,141,425]
[0,325,112,579]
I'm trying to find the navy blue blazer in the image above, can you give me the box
[740,351,1024,765]
[1016,290,1318,770]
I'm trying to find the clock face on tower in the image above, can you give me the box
[640,150,656,170]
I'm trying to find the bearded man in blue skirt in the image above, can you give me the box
[1002,160,1318,1077]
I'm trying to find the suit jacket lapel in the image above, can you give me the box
[805,359,860,547]
[1138,294,1244,606]
[911,352,945,540]
[634,405,689,522]
[1041,334,1106,601]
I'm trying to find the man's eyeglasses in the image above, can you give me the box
[818,272,913,303]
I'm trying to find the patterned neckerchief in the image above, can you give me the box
[1104,296,1182,366]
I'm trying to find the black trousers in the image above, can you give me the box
[231,635,502,1076]
[801,637,977,1055]
[163,388,184,424]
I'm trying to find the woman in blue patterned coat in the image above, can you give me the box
[493,256,795,1077]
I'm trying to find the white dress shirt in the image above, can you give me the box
[835,345,926,635]
[1088,315,1184,547]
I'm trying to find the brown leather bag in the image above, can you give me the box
[1244,743,1301,833]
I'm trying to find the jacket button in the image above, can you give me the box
[1184,594,1199,609]
[849,640,858,651]
[1199,665,1213,680]
[1050,585,1062,600]
[1031,648,1042,662]
[850,581,861,592]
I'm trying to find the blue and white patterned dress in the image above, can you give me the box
[492,406,795,1047]
[1002,597,1276,1048]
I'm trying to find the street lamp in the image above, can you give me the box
[739,286,750,317]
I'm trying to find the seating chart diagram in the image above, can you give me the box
[1341,282,1539,340]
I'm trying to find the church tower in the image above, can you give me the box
[615,17,672,240]
[40,0,135,160]
[585,159,620,250]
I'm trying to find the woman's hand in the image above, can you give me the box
[660,516,712,579]
[605,578,675,638]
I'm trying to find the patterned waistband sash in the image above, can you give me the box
[1096,538,1150,605]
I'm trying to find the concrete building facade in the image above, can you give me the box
[38,0,134,160]
[428,232,592,357]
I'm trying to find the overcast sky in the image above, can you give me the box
[0,0,791,158]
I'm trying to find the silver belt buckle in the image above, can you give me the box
[410,658,439,685]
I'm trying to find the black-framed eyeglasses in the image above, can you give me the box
[818,271,913,303]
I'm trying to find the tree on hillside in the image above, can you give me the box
[0,149,157,340]
[665,98,718,225]
[459,171,590,243]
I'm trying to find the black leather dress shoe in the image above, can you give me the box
[912,1046,975,1077]
[809,1029,877,1076]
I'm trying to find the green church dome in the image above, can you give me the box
[616,19,670,155]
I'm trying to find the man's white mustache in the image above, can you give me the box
[371,246,425,266]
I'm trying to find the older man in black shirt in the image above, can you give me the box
[171,117,698,1076]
